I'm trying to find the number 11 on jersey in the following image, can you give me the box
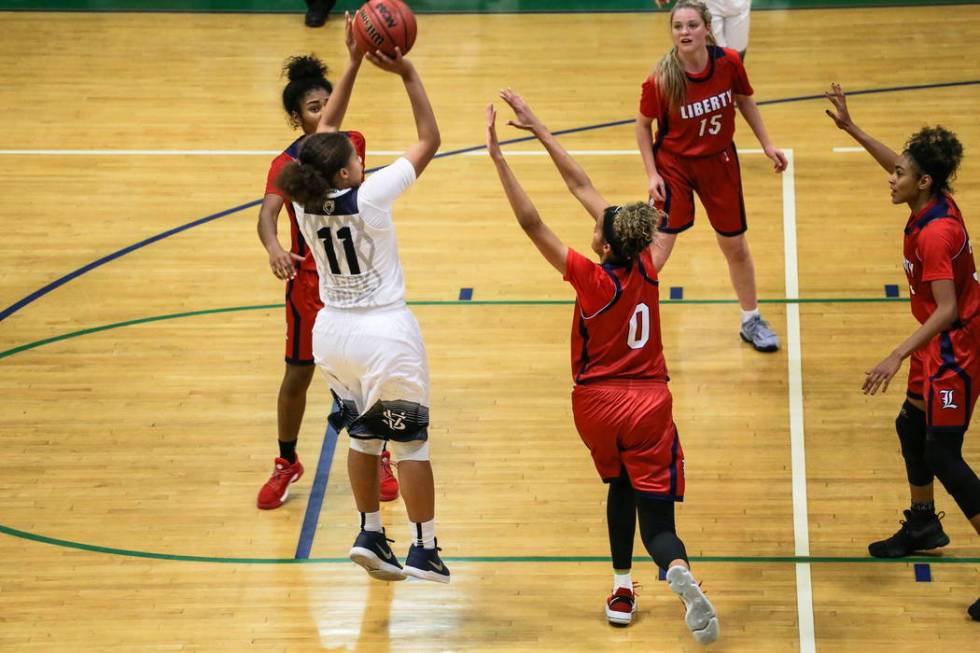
[317,226,361,275]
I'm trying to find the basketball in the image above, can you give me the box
[353,0,417,58]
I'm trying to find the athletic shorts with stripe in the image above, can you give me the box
[906,317,980,431]
[572,379,685,500]
[284,268,323,366]
[654,142,747,237]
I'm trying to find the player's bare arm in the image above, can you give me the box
[317,12,365,133]
[824,82,899,174]
[634,112,666,203]
[734,94,787,172]
[498,88,608,221]
[863,279,959,395]
[257,193,303,280]
[367,48,440,177]
[487,103,568,274]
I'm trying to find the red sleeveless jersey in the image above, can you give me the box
[639,46,753,157]
[564,247,668,384]
[903,193,980,326]
[265,131,367,272]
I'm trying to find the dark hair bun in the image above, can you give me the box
[284,55,328,82]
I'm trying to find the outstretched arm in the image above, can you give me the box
[487,104,567,275]
[735,94,788,172]
[498,89,609,222]
[367,48,440,177]
[824,82,899,174]
[317,12,365,133]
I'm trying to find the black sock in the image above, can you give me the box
[278,439,297,464]
[910,500,935,517]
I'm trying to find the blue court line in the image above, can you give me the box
[295,400,341,559]
[669,286,684,300]
[459,287,473,300]
[0,199,260,323]
[885,284,900,298]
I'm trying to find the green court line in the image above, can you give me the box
[2,523,976,565]
[0,296,907,361]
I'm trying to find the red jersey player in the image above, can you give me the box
[826,83,980,622]
[635,0,786,353]
[255,15,398,510]
[487,89,719,644]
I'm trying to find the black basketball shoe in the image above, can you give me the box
[868,510,949,558]
[968,598,979,622]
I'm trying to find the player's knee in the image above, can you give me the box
[388,439,429,462]
[896,400,932,486]
[350,399,429,441]
[923,429,965,477]
[349,437,384,456]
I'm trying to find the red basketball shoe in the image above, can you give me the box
[379,450,399,502]
[605,586,637,625]
[257,457,304,509]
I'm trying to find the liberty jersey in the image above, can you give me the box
[639,46,752,157]
[293,157,416,309]
[564,247,668,384]
[903,193,980,325]
[265,131,367,273]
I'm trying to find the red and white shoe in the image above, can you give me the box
[379,450,399,502]
[605,586,636,625]
[257,457,304,509]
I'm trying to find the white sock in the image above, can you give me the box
[411,519,436,549]
[613,571,632,591]
[741,308,760,324]
[360,511,382,533]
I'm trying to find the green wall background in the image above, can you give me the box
[0,1,975,13]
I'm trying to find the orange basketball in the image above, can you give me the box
[353,0,417,58]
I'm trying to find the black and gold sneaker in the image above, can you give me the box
[349,529,406,581]
[404,539,450,584]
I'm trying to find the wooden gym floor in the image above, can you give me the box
[0,4,978,652]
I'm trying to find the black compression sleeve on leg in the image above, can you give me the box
[897,400,933,487]
[636,496,688,570]
[925,429,980,519]
[607,472,637,570]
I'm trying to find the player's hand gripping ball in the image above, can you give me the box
[353,0,417,58]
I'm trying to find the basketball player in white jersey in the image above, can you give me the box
[276,45,448,584]
[656,0,751,59]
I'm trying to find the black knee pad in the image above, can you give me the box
[925,429,980,519]
[349,399,429,441]
[897,400,932,486]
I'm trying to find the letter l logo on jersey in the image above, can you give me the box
[939,390,959,409]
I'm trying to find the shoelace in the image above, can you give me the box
[898,510,946,529]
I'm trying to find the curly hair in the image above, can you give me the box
[904,126,964,196]
[275,132,355,209]
[281,54,333,127]
[608,202,659,262]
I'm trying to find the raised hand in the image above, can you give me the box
[344,11,365,61]
[486,104,503,161]
[825,82,853,130]
[499,88,542,132]
[365,46,412,76]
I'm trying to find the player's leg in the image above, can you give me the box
[724,1,751,60]
[699,145,778,352]
[571,385,641,625]
[650,150,696,272]
[869,350,949,556]
[257,278,320,509]
[352,307,448,583]
[621,388,718,645]
[347,435,407,581]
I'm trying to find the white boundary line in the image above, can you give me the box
[832,147,865,153]
[0,148,766,157]
[782,149,816,653]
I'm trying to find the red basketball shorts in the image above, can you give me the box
[571,379,685,500]
[284,269,323,366]
[906,317,980,431]
[654,143,747,237]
